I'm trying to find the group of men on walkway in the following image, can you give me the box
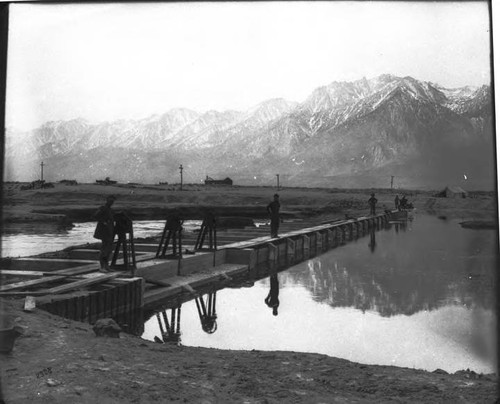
[93,193,283,272]
[93,190,411,272]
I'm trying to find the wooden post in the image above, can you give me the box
[286,238,295,265]
[327,229,334,249]
[268,243,278,268]
[316,232,323,253]
[303,237,308,258]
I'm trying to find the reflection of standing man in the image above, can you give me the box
[94,195,116,272]
[267,194,281,238]
[368,193,378,216]
[369,227,376,253]
[265,274,280,316]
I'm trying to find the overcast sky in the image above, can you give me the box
[6,1,491,131]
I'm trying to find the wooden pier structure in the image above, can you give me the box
[0,210,399,332]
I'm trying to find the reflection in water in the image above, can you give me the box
[155,306,182,344]
[368,227,376,253]
[196,292,218,333]
[141,215,497,373]
[152,292,219,344]
[295,215,496,318]
[1,220,201,258]
[264,275,280,316]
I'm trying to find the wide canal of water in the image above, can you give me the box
[142,214,497,374]
[2,214,497,374]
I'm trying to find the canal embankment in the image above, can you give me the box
[0,296,497,404]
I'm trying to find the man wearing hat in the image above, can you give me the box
[93,195,116,272]
[266,193,281,238]
[368,193,378,216]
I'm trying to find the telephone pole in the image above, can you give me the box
[40,161,45,182]
[390,175,394,190]
[276,174,280,191]
[179,164,183,191]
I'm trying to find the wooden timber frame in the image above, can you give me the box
[194,211,217,251]
[140,212,397,337]
[156,214,183,258]
[221,212,391,274]
[37,277,144,332]
[141,211,395,309]
[0,210,398,334]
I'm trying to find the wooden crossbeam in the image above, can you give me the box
[48,264,99,276]
[44,273,120,294]
[0,270,45,277]
[6,257,96,264]
[0,273,126,297]
[0,275,67,292]
[0,273,120,295]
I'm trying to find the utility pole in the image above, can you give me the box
[276,174,280,191]
[390,175,394,190]
[179,164,183,191]
[40,161,45,182]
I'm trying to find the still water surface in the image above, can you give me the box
[2,214,497,373]
[1,220,201,258]
[142,215,497,374]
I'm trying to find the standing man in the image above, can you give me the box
[267,193,281,238]
[94,195,116,272]
[368,193,378,216]
[394,194,400,211]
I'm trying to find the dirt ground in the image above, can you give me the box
[1,299,497,404]
[1,183,499,403]
[2,182,498,224]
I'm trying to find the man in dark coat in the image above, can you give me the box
[94,195,116,272]
[267,194,281,238]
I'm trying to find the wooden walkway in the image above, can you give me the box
[0,210,398,321]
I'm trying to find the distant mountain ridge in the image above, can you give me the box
[4,75,494,189]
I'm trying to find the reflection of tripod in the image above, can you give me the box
[265,275,280,316]
[156,306,181,344]
[157,215,183,258]
[111,212,136,273]
[195,292,217,333]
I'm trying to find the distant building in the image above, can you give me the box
[204,176,233,186]
[437,186,468,198]
[96,177,117,185]
[59,179,78,185]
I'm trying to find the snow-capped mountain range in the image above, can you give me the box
[4,74,494,189]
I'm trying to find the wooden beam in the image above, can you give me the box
[48,264,99,276]
[0,275,67,292]
[0,270,45,277]
[44,273,120,294]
